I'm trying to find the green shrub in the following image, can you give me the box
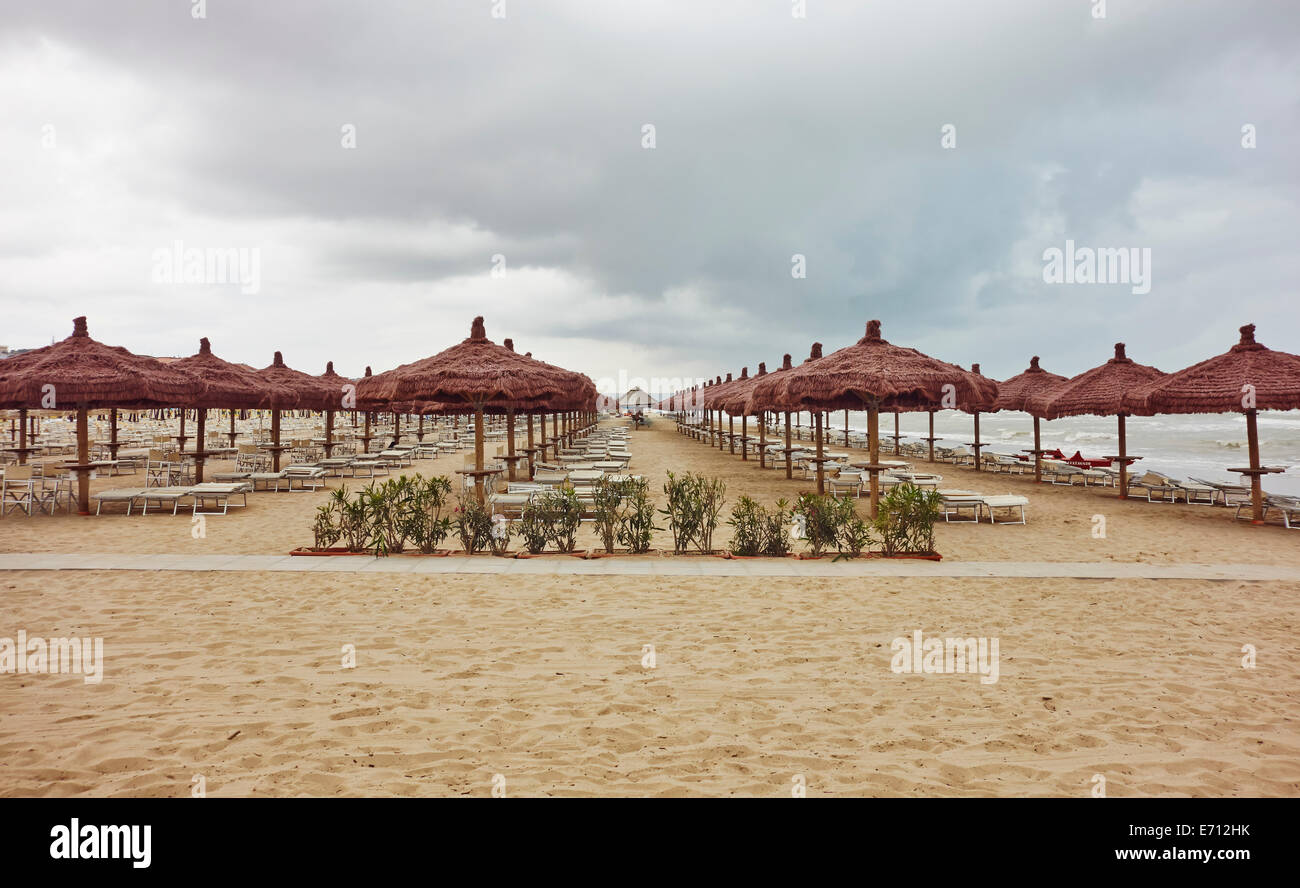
[312,503,341,550]
[406,475,453,554]
[453,496,495,553]
[591,477,624,554]
[660,471,726,553]
[833,496,873,558]
[761,498,793,557]
[615,477,657,554]
[793,493,840,556]
[537,487,582,553]
[517,499,551,554]
[727,496,764,556]
[873,482,942,556]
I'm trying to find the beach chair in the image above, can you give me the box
[189,481,252,515]
[1129,471,1181,503]
[828,470,863,498]
[1,466,36,516]
[137,486,195,516]
[1262,494,1300,529]
[981,494,1029,525]
[282,465,327,491]
[939,490,983,522]
[91,487,150,515]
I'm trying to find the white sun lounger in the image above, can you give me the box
[981,495,1029,524]
[91,487,151,516]
[282,465,327,491]
[189,482,252,515]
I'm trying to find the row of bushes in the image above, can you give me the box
[727,483,941,557]
[309,473,941,558]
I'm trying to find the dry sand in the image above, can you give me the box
[1,417,1298,796]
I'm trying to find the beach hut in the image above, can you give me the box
[749,321,996,514]
[0,317,197,514]
[994,356,1069,483]
[1124,324,1300,522]
[1028,343,1164,499]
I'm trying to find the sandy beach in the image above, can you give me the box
[2,418,1298,797]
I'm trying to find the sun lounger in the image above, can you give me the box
[189,482,252,515]
[981,494,1029,525]
[939,490,983,522]
[828,470,863,498]
[1129,471,1181,502]
[1261,494,1300,528]
[137,486,195,516]
[282,465,327,491]
[91,487,151,516]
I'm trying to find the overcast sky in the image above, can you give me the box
[2,0,1296,393]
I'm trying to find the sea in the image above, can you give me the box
[758,409,1300,497]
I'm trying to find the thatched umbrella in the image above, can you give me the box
[742,353,798,478]
[1124,324,1300,522]
[0,317,197,513]
[172,338,280,482]
[316,361,352,458]
[995,356,1069,483]
[717,362,769,463]
[750,343,831,490]
[356,317,576,503]
[961,363,1000,472]
[1028,343,1164,498]
[750,321,996,514]
[256,352,334,471]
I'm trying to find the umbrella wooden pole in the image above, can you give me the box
[815,411,825,495]
[868,405,881,517]
[109,408,119,459]
[418,413,424,442]
[194,408,207,483]
[551,412,558,458]
[1247,409,1264,522]
[363,411,371,454]
[1117,415,1128,499]
[17,407,27,465]
[324,409,334,458]
[76,406,89,515]
[526,413,536,479]
[178,408,186,451]
[757,415,766,468]
[1033,416,1043,483]
[928,410,936,463]
[741,415,748,460]
[506,409,517,482]
[784,411,793,480]
[229,409,237,447]
[844,409,850,446]
[271,409,282,472]
[474,404,486,505]
[972,412,981,471]
[728,414,735,455]
[893,411,900,456]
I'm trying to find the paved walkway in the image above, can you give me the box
[0,552,1295,580]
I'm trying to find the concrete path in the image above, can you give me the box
[0,552,1295,580]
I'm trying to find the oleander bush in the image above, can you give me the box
[873,482,942,556]
[661,471,727,553]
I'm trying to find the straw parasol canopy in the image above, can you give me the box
[256,351,336,471]
[1124,324,1300,521]
[356,317,580,501]
[750,321,997,511]
[1028,342,1165,498]
[0,316,200,512]
[0,316,197,409]
[173,338,280,410]
[995,356,1070,483]
[171,337,282,481]
[316,360,354,457]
